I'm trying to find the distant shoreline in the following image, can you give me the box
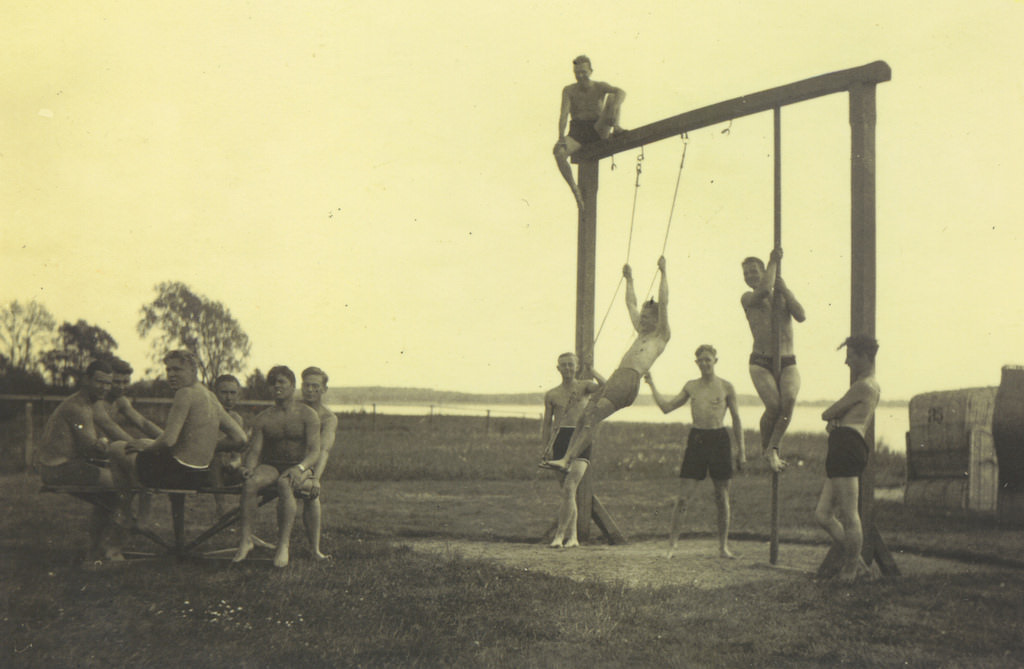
[323,386,909,409]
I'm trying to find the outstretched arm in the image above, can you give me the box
[624,264,641,330]
[93,402,133,442]
[656,256,670,339]
[117,398,163,438]
[644,373,688,414]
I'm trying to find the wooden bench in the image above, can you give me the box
[40,484,286,560]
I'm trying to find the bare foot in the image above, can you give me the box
[719,547,737,559]
[563,539,579,549]
[232,540,253,563]
[312,550,331,561]
[548,537,564,548]
[539,460,568,474]
[273,545,290,568]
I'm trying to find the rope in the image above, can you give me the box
[644,134,688,299]
[594,147,645,344]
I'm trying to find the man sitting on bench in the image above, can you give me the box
[113,350,247,493]
[36,359,127,563]
[233,365,321,568]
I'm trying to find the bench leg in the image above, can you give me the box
[169,493,186,557]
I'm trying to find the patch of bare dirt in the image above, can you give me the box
[399,538,1017,589]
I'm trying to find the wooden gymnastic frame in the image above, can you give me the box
[569,61,898,573]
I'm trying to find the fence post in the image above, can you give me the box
[485,410,491,435]
[372,403,377,433]
[24,402,34,471]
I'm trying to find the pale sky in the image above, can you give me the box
[3,1,1024,401]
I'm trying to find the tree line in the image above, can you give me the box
[0,281,266,397]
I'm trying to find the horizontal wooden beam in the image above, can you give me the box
[574,60,891,162]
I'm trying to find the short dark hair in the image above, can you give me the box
[163,349,198,371]
[110,358,133,375]
[839,335,879,362]
[301,366,328,386]
[267,365,295,387]
[742,257,765,270]
[695,344,717,358]
[572,55,592,68]
[214,374,240,388]
[641,299,658,314]
[85,359,113,378]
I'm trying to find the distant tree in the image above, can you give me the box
[137,282,251,385]
[0,299,56,373]
[127,377,173,398]
[244,368,271,401]
[40,320,119,388]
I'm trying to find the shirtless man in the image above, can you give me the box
[93,358,161,525]
[95,358,162,440]
[741,247,806,472]
[233,365,321,568]
[540,352,604,548]
[646,345,745,559]
[35,359,126,561]
[553,54,626,209]
[543,256,670,472]
[211,374,248,515]
[114,350,247,492]
[299,366,338,561]
[814,335,880,582]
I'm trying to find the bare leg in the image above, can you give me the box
[749,364,787,472]
[595,92,626,138]
[815,477,865,580]
[712,479,735,558]
[233,466,277,562]
[765,366,801,454]
[273,477,298,568]
[553,139,584,209]
[666,478,697,558]
[551,461,588,548]
[303,498,329,560]
[545,398,616,471]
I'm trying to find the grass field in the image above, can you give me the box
[3,413,1024,667]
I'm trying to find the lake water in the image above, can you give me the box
[330,401,909,453]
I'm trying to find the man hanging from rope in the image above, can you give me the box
[553,55,626,210]
[741,247,806,473]
[542,256,669,474]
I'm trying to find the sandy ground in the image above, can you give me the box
[398,537,1018,590]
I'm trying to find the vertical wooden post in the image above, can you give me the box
[769,107,782,565]
[575,159,599,542]
[25,402,35,471]
[485,409,491,435]
[372,403,377,433]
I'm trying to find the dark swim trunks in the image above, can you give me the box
[826,427,869,478]
[568,119,602,145]
[595,368,641,411]
[135,444,214,489]
[749,353,797,371]
[550,427,592,463]
[680,427,733,481]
